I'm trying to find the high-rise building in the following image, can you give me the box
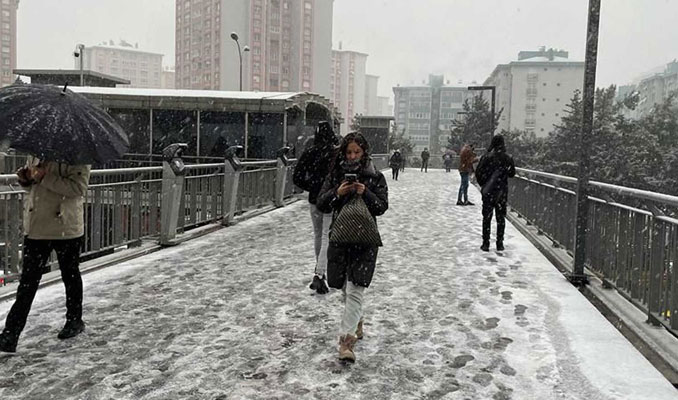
[161,67,176,89]
[364,74,379,115]
[483,48,584,137]
[634,59,678,118]
[174,0,333,96]
[377,96,392,116]
[0,0,19,87]
[330,49,367,134]
[77,42,164,88]
[393,75,476,153]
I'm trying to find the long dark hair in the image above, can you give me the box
[329,132,370,174]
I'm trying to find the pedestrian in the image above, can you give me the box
[457,142,479,206]
[420,148,430,172]
[316,132,388,363]
[292,121,338,295]
[388,149,402,181]
[475,135,516,252]
[443,149,454,172]
[0,157,91,353]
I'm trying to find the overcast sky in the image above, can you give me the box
[17,0,678,98]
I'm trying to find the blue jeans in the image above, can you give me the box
[458,172,469,203]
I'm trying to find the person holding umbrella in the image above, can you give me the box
[0,83,129,353]
[0,158,91,353]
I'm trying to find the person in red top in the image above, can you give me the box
[457,143,478,205]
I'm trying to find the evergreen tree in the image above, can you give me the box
[450,95,502,152]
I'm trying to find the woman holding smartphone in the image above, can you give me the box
[316,132,388,362]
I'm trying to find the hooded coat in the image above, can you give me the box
[389,151,402,168]
[292,123,338,204]
[475,136,516,204]
[316,158,388,288]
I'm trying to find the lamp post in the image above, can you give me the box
[467,85,496,138]
[230,32,250,91]
[74,44,85,86]
[570,0,601,286]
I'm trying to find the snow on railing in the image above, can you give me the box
[511,167,678,334]
[0,157,300,284]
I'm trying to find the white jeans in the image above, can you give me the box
[340,279,366,336]
[310,204,332,276]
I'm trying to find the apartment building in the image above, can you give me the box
[0,0,18,87]
[393,75,476,153]
[175,0,333,96]
[78,41,164,88]
[484,48,584,137]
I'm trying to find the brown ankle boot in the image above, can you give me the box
[355,318,364,340]
[338,334,358,362]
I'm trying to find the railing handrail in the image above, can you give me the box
[516,167,678,207]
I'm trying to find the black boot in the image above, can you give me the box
[58,319,85,340]
[480,241,490,252]
[0,331,18,353]
[496,241,505,251]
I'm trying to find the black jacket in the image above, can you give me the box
[389,152,402,168]
[421,150,430,160]
[316,159,388,218]
[316,159,388,288]
[476,149,516,204]
[292,129,336,204]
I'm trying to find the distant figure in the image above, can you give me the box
[0,157,91,353]
[457,143,478,206]
[475,135,516,252]
[209,136,229,158]
[316,132,388,363]
[420,148,430,172]
[292,121,338,294]
[443,149,454,173]
[389,150,403,181]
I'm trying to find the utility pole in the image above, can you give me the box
[570,0,601,286]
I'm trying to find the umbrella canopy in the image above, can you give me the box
[0,83,129,165]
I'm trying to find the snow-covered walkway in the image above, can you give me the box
[1,169,676,399]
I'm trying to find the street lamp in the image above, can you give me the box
[230,32,249,91]
[467,85,496,138]
[73,44,85,86]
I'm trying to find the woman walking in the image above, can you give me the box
[317,132,388,362]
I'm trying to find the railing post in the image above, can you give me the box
[159,143,188,246]
[222,146,243,226]
[274,147,290,208]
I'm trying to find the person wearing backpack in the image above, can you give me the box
[316,132,388,363]
[475,135,515,252]
[292,121,338,294]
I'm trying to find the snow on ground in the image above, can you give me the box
[0,168,676,400]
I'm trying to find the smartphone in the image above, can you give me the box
[344,173,358,183]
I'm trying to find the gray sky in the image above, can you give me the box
[17,0,678,98]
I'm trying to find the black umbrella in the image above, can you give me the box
[0,83,129,165]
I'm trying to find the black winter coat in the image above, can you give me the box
[475,149,516,204]
[316,160,388,288]
[293,144,335,204]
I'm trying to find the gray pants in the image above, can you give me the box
[310,204,332,276]
[340,279,366,336]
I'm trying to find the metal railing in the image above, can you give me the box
[509,167,678,333]
[0,155,300,283]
